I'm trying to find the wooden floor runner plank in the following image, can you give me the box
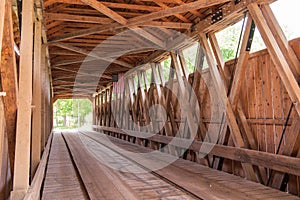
[63,131,196,200]
[62,132,140,200]
[42,132,88,200]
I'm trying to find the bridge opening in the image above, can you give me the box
[53,99,92,130]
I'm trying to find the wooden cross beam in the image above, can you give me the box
[170,53,200,141]
[261,4,300,80]
[125,77,138,128]
[199,34,258,182]
[45,0,161,11]
[80,0,166,48]
[46,13,114,24]
[173,0,204,18]
[52,42,133,69]
[49,0,229,43]
[181,46,212,164]
[194,0,276,35]
[127,0,230,26]
[270,116,300,189]
[150,63,173,140]
[52,66,112,80]
[151,0,190,23]
[46,12,192,29]
[207,16,267,183]
[137,70,152,134]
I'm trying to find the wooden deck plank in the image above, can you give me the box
[42,131,300,200]
[82,130,300,200]
[62,131,195,200]
[42,132,88,200]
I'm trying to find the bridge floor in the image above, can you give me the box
[42,131,300,200]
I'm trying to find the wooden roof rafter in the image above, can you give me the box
[52,42,133,68]
[48,0,229,43]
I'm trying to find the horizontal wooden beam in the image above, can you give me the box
[139,21,192,29]
[52,42,133,69]
[127,0,230,26]
[94,126,300,177]
[195,0,276,34]
[80,0,127,24]
[152,0,190,23]
[45,0,162,11]
[52,66,112,79]
[49,0,229,42]
[80,0,166,47]
[53,95,93,103]
[46,13,114,24]
[49,22,123,42]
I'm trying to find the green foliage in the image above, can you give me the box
[53,99,92,129]
[216,21,243,61]
[161,58,171,82]
[215,18,287,61]
[183,43,198,74]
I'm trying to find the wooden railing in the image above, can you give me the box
[94,125,300,177]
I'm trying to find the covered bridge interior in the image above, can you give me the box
[0,0,300,199]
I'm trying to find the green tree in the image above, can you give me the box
[216,21,244,61]
[161,58,171,81]
[72,99,92,126]
[53,99,92,129]
[54,99,73,126]
[215,18,275,61]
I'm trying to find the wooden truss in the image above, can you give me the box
[92,0,300,196]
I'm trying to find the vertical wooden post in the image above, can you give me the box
[11,0,34,198]
[0,0,18,175]
[137,70,152,133]
[103,89,108,126]
[100,92,103,126]
[151,63,173,147]
[97,93,100,126]
[199,34,258,182]
[92,95,96,126]
[178,51,189,80]
[170,53,200,140]
[41,46,47,149]
[126,77,138,130]
[112,85,118,129]
[108,86,113,127]
[0,0,5,58]
[0,99,7,199]
[208,20,267,182]
[157,63,165,85]
[164,61,178,137]
[31,20,42,179]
